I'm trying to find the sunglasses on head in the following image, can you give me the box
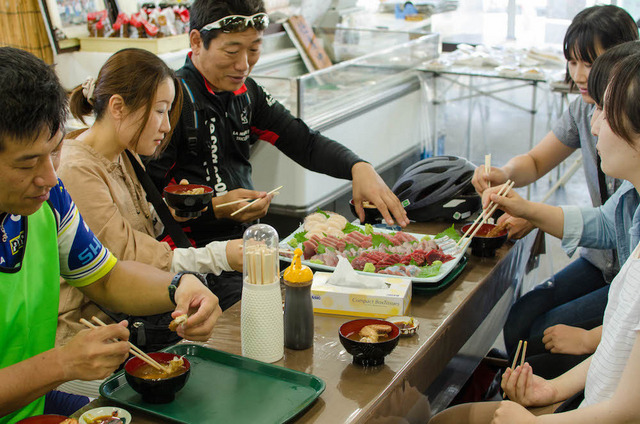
[200,13,269,33]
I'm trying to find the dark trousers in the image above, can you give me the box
[504,258,609,378]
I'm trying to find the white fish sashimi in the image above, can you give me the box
[327,213,347,229]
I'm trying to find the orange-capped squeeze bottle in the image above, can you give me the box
[283,248,314,350]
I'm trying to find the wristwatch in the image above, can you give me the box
[168,271,207,305]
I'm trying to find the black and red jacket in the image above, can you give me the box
[146,55,363,246]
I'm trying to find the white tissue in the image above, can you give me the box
[326,257,387,289]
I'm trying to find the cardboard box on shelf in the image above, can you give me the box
[311,272,411,318]
[79,33,188,54]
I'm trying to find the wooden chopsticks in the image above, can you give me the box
[80,316,170,373]
[229,185,283,217]
[457,180,515,252]
[503,339,528,398]
[485,154,492,189]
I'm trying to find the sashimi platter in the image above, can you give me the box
[279,210,468,284]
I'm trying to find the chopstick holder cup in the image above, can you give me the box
[241,223,284,363]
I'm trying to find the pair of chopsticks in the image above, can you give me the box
[214,185,283,217]
[485,154,492,189]
[456,180,515,252]
[503,339,528,398]
[80,316,170,374]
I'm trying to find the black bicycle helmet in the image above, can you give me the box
[392,155,481,221]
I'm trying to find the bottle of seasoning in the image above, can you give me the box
[283,248,314,350]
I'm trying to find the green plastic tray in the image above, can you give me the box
[412,255,468,294]
[100,344,325,424]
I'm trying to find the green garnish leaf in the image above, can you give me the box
[435,224,460,242]
[344,242,357,251]
[371,233,393,248]
[417,261,443,278]
[293,231,308,243]
[316,208,330,218]
[343,222,364,234]
[316,243,326,254]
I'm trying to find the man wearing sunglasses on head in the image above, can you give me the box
[145,0,409,248]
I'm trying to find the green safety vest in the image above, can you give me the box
[1,203,60,423]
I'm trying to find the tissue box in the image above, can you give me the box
[311,272,412,318]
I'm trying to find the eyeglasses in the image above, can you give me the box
[200,13,269,33]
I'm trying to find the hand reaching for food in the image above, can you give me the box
[351,162,408,227]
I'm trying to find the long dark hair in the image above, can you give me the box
[588,41,640,107]
[604,52,640,147]
[563,5,638,87]
[69,48,183,156]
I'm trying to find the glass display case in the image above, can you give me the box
[249,30,440,217]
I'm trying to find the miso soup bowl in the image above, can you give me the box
[349,199,383,225]
[339,319,400,366]
[124,352,190,404]
[163,183,214,218]
[461,223,507,257]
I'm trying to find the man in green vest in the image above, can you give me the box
[0,47,221,423]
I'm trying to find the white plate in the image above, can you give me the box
[79,407,132,424]
[279,224,467,285]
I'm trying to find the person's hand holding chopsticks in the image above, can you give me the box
[211,188,273,222]
[471,164,510,195]
[57,320,131,380]
[481,183,532,220]
[482,183,566,239]
[500,361,558,407]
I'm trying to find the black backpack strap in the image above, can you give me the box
[180,78,199,157]
[124,150,192,249]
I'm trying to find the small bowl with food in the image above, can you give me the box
[349,199,382,225]
[163,183,214,218]
[124,352,190,404]
[461,222,508,257]
[387,316,419,336]
[79,407,131,424]
[339,318,400,366]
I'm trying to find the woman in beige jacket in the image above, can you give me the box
[57,48,243,345]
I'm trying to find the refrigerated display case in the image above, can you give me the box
[250,30,440,217]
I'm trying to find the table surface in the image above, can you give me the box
[73,222,532,424]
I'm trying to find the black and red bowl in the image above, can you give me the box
[461,223,507,257]
[163,184,213,218]
[124,352,190,404]
[349,199,382,225]
[339,319,400,366]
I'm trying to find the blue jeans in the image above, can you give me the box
[503,257,609,363]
